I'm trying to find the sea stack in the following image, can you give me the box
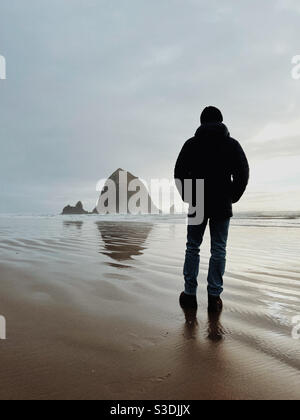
[97,168,161,215]
[62,201,89,215]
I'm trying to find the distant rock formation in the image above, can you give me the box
[61,169,163,215]
[96,168,161,215]
[62,201,89,215]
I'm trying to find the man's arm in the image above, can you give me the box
[231,140,249,204]
[174,141,192,203]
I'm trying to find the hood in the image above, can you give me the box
[195,122,230,139]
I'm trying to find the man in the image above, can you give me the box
[175,106,249,313]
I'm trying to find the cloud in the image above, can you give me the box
[0,0,299,213]
[250,119,300,143]
[276,0,300,14]
[142,45,182,68]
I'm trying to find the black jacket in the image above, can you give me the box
[174,123,249,219]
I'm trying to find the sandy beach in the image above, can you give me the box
[0,214,299,400]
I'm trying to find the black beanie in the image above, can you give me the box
[200,106,223,124]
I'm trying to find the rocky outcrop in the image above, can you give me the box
[61,169,163,215]
[96,168,161,214]
[62,201,89,215]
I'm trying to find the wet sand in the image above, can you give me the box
[0,215,299,400]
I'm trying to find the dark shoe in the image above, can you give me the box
[179,292,198,309]
[208,295,223,313]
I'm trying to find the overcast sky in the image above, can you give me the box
[0,0,300,214]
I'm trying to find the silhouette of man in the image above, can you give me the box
[175,106,249,312]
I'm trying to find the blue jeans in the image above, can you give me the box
[184,218,230,297]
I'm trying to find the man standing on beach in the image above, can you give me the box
[175,106,249,313]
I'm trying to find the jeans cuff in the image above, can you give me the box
[184,287,197,296]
